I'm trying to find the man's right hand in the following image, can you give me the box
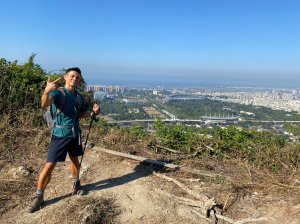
[41,77,61,108]
[44,77,61,94]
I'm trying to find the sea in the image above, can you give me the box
[86,75,300,90]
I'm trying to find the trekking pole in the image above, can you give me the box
[79,111,95,169]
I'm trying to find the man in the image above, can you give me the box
[28,67,100,213]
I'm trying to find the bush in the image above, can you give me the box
[153,119,299,172]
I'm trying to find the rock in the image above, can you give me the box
[11,166,30,179]
[294,179,300,185]
[86,142,95,149]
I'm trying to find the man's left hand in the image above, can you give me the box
[92,103,100,115]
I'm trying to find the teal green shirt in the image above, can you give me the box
[50,88,84,138]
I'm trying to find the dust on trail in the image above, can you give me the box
[1,146,300,224]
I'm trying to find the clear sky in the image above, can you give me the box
[1,0,300,88]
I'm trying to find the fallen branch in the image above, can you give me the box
[193,208,268,224]
[179,178,202,182]
[95,147,268,223]
[234,217,269,224]
[244,164,253,184]
[156,187,268,224]
[155,189,214,223]
[0,179,26,182]
[154,188,207,209]
[94,146,226,179]
[153,171,214,206]
[203,143,215,152]
[223,192,232,212]
[95,147,179,169]
[192,210,214,223]
[180,167,227,180]
[156,144,180,153]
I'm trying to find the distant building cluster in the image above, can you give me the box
[192,88,300,112]
[152,90,160,95]
[86,85,125,93]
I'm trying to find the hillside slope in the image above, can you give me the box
[1,145,300,224]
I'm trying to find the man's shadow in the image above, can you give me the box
[44,162,160,207]
[84,162,156,193]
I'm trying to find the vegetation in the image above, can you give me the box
[0,55,92,127]
[164,98,300,121]
[151,118,299,172]
[1,56,300,221]
[1,55,300,177]
[1,55,299,173]
[100,98,150,120]
[0,56,43,113]
[284,123,300,137]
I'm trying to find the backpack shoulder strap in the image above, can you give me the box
[74,90,84,116]
[53,87,66,118]
[77,92,84,109]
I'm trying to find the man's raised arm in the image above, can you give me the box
[41,77,61,108]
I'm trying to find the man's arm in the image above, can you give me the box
[41,91,54,108]
[41,77,61,108]
[79,103,100,119]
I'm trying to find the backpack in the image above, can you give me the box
[45,87,83,127]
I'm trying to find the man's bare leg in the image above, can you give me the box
[69,156,80,178]
[27,162,56,212]
[69,156,83,195]
[37,162,57,190]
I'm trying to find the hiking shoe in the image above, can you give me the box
[27,194,44,213]
[72,180,85,196]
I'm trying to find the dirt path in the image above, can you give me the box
[2,146,300,223]
[1,147,201,224]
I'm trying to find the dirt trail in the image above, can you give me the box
[1,146,300,224]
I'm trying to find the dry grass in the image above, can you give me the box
[50,196,120,224]
[91,125,300,210]
[79,197,120,224]
[0,115,49,216]
[1,113,300,221]
[0,114,122,221]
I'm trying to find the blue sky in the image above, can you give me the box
[1,0,300,87]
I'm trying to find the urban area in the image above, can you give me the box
[86,84,300,143]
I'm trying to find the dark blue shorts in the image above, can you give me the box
[47,136,83,162]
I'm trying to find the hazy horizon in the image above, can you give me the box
[85,73,300,89]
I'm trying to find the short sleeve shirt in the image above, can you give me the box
[50,87,84,138]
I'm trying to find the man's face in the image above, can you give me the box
[64,71,81,87]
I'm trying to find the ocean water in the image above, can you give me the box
[86,75,300,89]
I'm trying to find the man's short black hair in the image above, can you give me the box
[65,67,81,75]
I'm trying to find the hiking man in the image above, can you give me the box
[28,67,100,213]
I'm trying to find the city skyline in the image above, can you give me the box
[1,0,300,88]
[85,83,300,113]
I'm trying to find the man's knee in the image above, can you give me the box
[43,162,56,173]
[69,156,79,165]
